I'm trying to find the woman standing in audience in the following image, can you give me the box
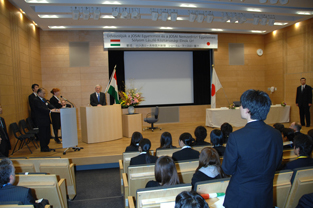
[49,88,62,144]
[191,147,225,188]
[157,132,176,149]
[193,126,211,146]
[129,138,158,165]
[211,129,225,156]
[145,156,180,188]
[221,122,233,143]
[125,131,143,152]
[172,133,199,161]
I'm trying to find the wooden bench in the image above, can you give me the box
[11,158,76,200]
[16,174,67,208]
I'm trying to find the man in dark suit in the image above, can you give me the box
[28,84,39,127]
[90,84,106,106]
[296,77,312,127]
[222,89,283,208]
[0,104,11,157]
[33,88,57,152]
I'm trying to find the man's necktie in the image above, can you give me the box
[97,93,100,103]
[302,85,304,92]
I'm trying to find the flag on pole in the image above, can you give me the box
[105,68,120,104]
[211,67,222,108]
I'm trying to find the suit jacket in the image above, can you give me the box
[125,145,139,152]
[214,146,226,157]
[284,157,313,171]
[222,121,283,208]
[129,153,158,166]
[0,117,11,157]
[191,170,221,188]
[90,92,106,106]
[172,147,200,161]
[28,93,37,119]
[33,97,55,127]
[145,180,161,188]
[192,140,211,146]
[296,85,312,106]
[49,96,62,129]
[0,184,35,205]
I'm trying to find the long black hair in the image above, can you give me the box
[159,132,175,148]
[179,133,195,146]
[130,132,143,147]
[139,138,153,164]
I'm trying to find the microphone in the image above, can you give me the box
[60,96,74,107]
[60,95,68,101]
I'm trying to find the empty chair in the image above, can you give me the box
[144,106,161,132]
[10,123,33,155]
[18,120,38,149]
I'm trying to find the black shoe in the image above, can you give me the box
[306,125,310,127]
[41,148,52,152]
[54,139,62,144]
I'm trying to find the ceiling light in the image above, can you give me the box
[160,27,173,29]
[112,10,120,18]
[103,26,117,28]
[161,12,168,21]
[238,15,246,24]
[260,17,268,25]
[171,12,177,21]
[212,29,223,31]
[83,8,89,20]
[189,13,196,22]
[48,26,66,29]
[221,13,229,22]
[205,14,214,23]
[180,4,197,8]
[93,9,100,20]
[101,15,114,19]
[247,8,262,12]
[25,0,49,3]
[251,30,266,33]
[131,9,140,19]
[296,11,312,15]
[151,11,159,21]
[102,1,121,5]
[279,0,288,4]
[253,16,259,25]
[274,22,288,25]
[196,14,204,23]
[72,9,80,20]
[38,15,59,18]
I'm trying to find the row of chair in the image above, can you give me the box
[127,166,313,208]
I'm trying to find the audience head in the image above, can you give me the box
[160,132,174,148]
[50,88,60,96]
[31,84,39,93]
[308,129,313,139]
[282,128,295,142]
[179,133,195,147]
[139,138,153,164]
[290,122,301,132]
[197,147,224,176]
[294,134,313,157]
[273,123,285,133]
[175,191,209,208]
[194,126,207,142]
[95,84,101,93]
[240,89,271,121]
[37,88,46,98]
[210,129,224,146]
[0,158,15,186]
[221,122,233,142]
[155,156,180,186]
[130,131,143,147]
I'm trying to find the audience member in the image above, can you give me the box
[145,156,180,188]
[284,134,313,170]
[191,147,225,188]
[157,132,176,149]
[296,193,313,208]
[28,83,39,127]
[210,129,225,156]
[193,126,211,146]
[0,104,11,157]
[125,132,143,152]
[308,129,313,139]
[49,88,62,144]
[290,122,303,136]
[172,133,199,161]
[130,138,158,165]
[282,128,295,149]
[221,122,233,143]
[273,123,285,133]
[175,191,209,208]
[222,89,283,208]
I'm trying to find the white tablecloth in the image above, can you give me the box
[206,105,290,128]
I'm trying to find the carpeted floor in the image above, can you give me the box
[68,168,124,208]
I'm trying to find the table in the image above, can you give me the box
[206,105,290,128]
[122,113,142,138]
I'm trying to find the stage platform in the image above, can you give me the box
[8,121,308,169]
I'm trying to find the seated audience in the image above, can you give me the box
[172,133,199,161]
[282,128,295,149]
[308,129,313,139]
[157,132,177,149]
[221,122,233,143]
[191,147,225,188]
[130,138,158,165]
[193,126,211,146]
[273,123,285,133]
[211,129,225,156]
[145,156,180,188]
[284,134,313,170]
[296,193,313,208]
[290,122,303,136]
[125,131,143,152]
[175,191,209,208]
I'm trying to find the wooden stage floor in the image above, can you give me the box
[9,122,310,167]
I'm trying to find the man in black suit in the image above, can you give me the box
[222,89,283,208]
[296,77,312,127]
[0,104,11,157]
[28,84,39,127]
[90,85,106,106]
[33,88,57,152]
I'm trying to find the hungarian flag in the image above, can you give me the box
[105,68,120,104]
[211,68,222,108]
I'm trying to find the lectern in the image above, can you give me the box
[80,104,123,143]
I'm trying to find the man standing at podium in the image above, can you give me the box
[90,85,106,106]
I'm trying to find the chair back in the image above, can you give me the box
[195,177,230,193]
[273,170,293,208]
[26,117,34,129]
[18,120,29,134]
[154,106,159,119]
[9,123,22,138]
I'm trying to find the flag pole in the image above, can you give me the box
[105,65,116,92]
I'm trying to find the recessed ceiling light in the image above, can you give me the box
[180,4,197,8]
[103,26,117,28]
[274,22,288,25]
[251,30,266,33]
[38,15,59,18]
[101,15,114,19]
[25,0,49,3]
[211,29,223,31]
[296,11,312,15]
[48,26,66,29]
[102,1,121,5]
[160,27,173,29]
[247,8,262,12]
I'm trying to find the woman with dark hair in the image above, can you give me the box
[282,128,295,149]
[175,191,209,208]
[130,138,158,165]
[221,122,233,143]
[125,131,143,152]
[191,147,225,188]
[145,156,180,188]
[157,132,176,149]
[49,88,62,144]
[172,133,199,161]
[211,129,225,156]
[193,126,211,146]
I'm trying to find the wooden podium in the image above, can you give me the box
[122,113,142,138]
[80,104,122,144]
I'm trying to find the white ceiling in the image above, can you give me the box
[8,0,313,34]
